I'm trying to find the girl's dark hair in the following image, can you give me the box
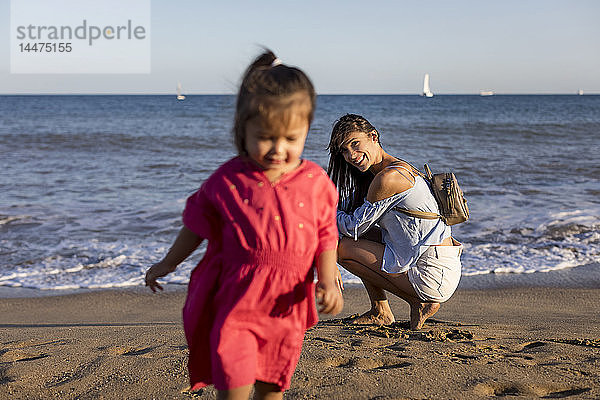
[327,114,381,213]
[234,49,316,155]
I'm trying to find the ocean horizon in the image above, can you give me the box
[2,93,599,96]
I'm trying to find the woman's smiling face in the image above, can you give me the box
[339,130,380,172]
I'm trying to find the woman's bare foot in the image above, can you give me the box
[351,310,395,325]
[351,300,395,325]
[410,302,440,330]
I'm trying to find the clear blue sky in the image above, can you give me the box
[1,0,599,94]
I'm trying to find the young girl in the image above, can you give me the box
[145,51,343,400]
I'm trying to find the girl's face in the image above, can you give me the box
[244,105,309,182]
[339,130,380,172]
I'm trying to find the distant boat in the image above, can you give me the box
[480,90,495,96]
[176,82,185,100]
[578,89,584,96]
[422,73,434,97]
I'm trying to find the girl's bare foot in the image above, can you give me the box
[410,302,440,330]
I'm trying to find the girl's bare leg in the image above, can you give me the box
[217,381,283,400]
[337,237,440,329]
[217,385,253,400]
[254,381,283,400]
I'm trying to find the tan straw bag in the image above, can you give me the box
[395,164,469,226]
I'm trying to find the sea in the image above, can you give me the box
[1,94,599,292]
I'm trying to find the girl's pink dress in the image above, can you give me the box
[181,156,338,391]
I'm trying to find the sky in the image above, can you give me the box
[1,0,599,94]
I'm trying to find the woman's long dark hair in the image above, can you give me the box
[327,114,381,213]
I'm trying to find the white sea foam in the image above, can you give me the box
[1,211,598,290]
[1,209,598,290]
[342,208,600,282]
[461,209,599,276]
[0,238,202,290]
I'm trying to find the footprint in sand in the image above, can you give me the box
[11,339,69,348]
[323,356,411,371]
[372,361,412,370]
[520,341,547,350]
[474,381,591,398]
[312,337,336,343]
[322,355,348,368]
[498,341,550,365]
[0,366,15,385]
[46,356,104,388]
[0,339,70,362]
[0,349,49,363]
[122,347,156,356]
[102,345,159,358]
[0,339,74,364]
[385,343,407,352]
[450,352,478,362]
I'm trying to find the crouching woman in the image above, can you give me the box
[328,114,463,330]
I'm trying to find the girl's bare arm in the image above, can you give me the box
[315,249,344,314]
[145,226,203,292]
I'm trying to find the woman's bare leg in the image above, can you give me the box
[410,302,440,330]
[352,279,395,325]
[337,237,440,329]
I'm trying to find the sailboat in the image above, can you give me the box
[422,74,434,97]
[176,82,185,100]
[578,89,584,96]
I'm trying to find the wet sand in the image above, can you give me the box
[0,285,599,399]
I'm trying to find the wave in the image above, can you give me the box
[1,212,597,290]
[0,132,234,153]
[461,211,599,276]
[0,239,204,290]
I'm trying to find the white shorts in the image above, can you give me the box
[407,240,463,303]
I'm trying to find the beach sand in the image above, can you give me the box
[1,284,598,399]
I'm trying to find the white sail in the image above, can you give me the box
[422,73,434,97]
[177,82,185,100]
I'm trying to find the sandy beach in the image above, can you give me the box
[1,282,599,400]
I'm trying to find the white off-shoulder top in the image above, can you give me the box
[336,171,451,273]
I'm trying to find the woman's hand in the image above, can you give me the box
[145,261,175,293]
[316,279,344,315]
